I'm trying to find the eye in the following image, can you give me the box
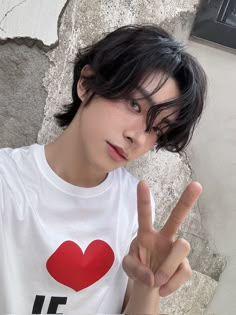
[128,100,141,113]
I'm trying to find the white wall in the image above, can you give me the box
[187,39,236,315]
[0,0,67,45]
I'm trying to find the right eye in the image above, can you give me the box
[128,100,141,113]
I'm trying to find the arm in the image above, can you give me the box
[123,279,160,315]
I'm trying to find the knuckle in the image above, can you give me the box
[181,262,192,279]
[122,255,135,279]
[161,282,174,295]
[176,238,191,254]
[171,213,183,226]
[122,263,129,277]
[184,257,190,264]
[136,266,152,286]
[186,266,193,279]
[122,255,129,268]
[122,255,129,270]
[180,198,191,209]
[156,270,170,285]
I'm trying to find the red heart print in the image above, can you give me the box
[46,240,115,291]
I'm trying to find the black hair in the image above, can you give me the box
[54,24,207,152]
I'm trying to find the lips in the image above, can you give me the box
[112,145,128,160]
[107,142,128,160]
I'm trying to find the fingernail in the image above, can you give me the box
[155,271,168,287]
[160,286,172,297]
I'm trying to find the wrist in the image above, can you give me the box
[124,280,160,315]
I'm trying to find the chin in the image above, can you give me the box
[100,159,126,174]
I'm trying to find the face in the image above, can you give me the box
[75,72,179,174]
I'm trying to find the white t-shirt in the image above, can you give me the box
[0,144,156,314]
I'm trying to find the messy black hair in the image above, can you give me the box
[54,24,207,152]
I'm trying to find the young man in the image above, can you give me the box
[0,25,206,314]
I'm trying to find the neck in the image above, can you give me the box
[45,126,108,188]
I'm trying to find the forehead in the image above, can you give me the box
[138,72,180,105]
[136,73,180,123]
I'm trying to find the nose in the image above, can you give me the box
[123,117,150,146]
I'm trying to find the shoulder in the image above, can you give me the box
[0,143,38,162]
[0,143,38,175]
[110,167,139,209]
[0,143,39,194]
[0,146,20,181]
[0,143,40,215]
[114,167,139,188]
[112,167,140,205]
[114,167,156,224]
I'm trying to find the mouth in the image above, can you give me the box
[106,141,128,161]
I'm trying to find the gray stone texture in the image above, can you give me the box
[0,0,68,47]
[160,271,217,315]
[0,42,49,148]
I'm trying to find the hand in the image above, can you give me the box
[122,180,202,297]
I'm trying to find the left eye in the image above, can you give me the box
[128,100,141,113]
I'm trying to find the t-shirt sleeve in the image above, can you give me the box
[0,175,11,218]
[0,172,9,217]
[0,151,18,218]
[0,177,3,218]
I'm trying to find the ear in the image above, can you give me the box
[77,65,95,101]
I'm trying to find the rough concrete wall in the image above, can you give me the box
[0,42,49,148]
[0,1,226,314]
[0,0,68,46]
[187,40,236,315]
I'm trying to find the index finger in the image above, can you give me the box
[160,182,202,239]
[137,180,153,233]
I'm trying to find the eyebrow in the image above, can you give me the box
[137,87,156,107]
[137,87,177,126]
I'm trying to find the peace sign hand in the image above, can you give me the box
[122,180,202,296]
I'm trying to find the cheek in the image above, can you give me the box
[147,134,158,151]
[138,137,156,155]
[148,132,158,146]
[145,141,156,153]
[105,110,130,130]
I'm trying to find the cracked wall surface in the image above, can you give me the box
[0,0,68,46]
[0,0,228,314]
[0,42,49,148]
